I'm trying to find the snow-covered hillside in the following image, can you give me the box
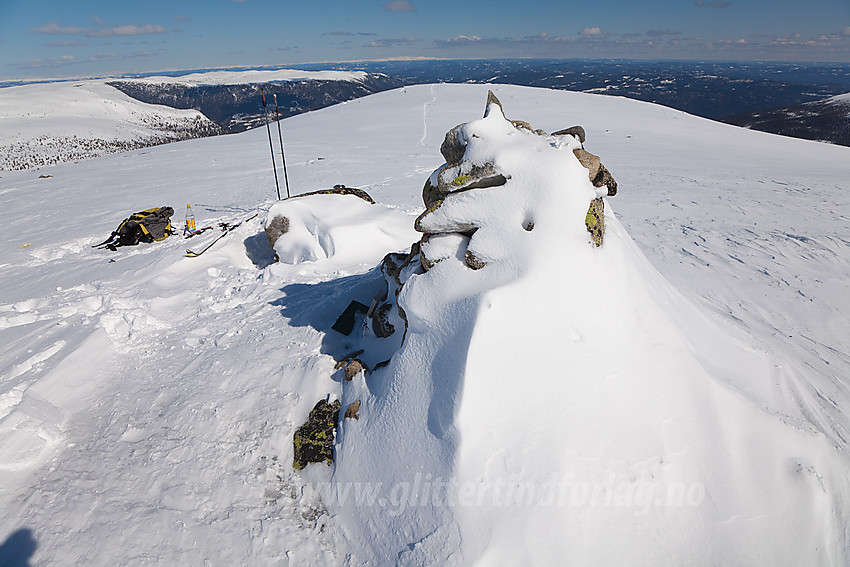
[118,69,370,87]
[1,84,848,565]
[0,81,220,171]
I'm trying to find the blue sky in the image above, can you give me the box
[1,0,848,80]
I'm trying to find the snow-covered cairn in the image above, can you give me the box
[370,90,619,344]
[420,90,617,264]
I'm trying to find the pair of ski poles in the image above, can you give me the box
[261,88,291,200]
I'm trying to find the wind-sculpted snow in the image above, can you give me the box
[0,83,849,565]
[330,92,850,565]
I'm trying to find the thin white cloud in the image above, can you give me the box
[32,21,170,38]
[33,22,89,34]
[368,37,422,47]
[695,1,732,7]
[445,35,482,43]
[87,25,168,37]
[16,54,78,69]
[647,29,682,37]
[579,27,603,36]
[45,40,89,47]
[383,1,416,12]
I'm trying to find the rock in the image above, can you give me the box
[264,214,290,252]
[437,161,508,193]
[343,359,367,381]
[371,302,396,338]
[586,197,605,246]
[331,301,369,336]
[440,124,467,164]
[484,90,504,118]
[465,249,486,270]
[415,209,479,236]
[573,148,602,179]
[511,119,535,132]
[553,125,586,144]
[292,399,340,470]
[289,185,375,204]
[597,164,618,196]
[422,178,442,210]
[573,149,618,196]
[345,400,361,420]
[334,350,364,370]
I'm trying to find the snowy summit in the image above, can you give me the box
[1,83,849,565]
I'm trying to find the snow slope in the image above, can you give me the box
[0,81,219,170]
[119,69,370,86]
[0,84,848,565]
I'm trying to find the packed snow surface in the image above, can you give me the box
[0,83,849,566]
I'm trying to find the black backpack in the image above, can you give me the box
[93,207,175,250]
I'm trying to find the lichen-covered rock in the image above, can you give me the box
[586,197,605,246]
[293,399,341,470]
[436,161,509,194]
[290,185,375,204]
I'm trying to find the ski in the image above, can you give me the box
[184,225,214,238]
[186,214,258,257]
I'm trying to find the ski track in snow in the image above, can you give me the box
[1,83,849,564]
[420,84,437,147]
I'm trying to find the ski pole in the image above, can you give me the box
[273,94,291,198]
[261,87,281,200]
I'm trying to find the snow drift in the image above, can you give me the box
[265,192,416,267]
[327,92,850,565]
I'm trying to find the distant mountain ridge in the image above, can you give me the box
[723,92,850,146]
[109,59,850,146]
[108,72,405,132]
